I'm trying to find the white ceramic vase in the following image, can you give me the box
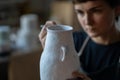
[40,25,80,80]
[16,14,39,50]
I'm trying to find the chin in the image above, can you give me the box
[87,32,99,38]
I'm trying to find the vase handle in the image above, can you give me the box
[60,46,66,62]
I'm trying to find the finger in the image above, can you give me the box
[44,20,57,28]
[40,21,56,39]
[66,77,82,80]
[40,37,46,48]
[72,71,85,79]
[38,21,57,48]
[83,75,91,80]
[78,73,91,80]
[72,71,91,80]
[39,27,47,40]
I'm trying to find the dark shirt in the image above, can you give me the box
[73,31,120,80]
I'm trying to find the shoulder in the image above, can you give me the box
[73,30,87,41]
[73,30,88,52]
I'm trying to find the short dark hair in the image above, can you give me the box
[72,0,120,8]
[72,0,120,21]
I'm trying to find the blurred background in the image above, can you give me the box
[0,0,119,80]
[0,0,80,80]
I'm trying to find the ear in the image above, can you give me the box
[115,6,120,16]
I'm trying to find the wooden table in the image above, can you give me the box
[0,47,43,80]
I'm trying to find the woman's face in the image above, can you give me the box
[74,1,117,38]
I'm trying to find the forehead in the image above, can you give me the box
[74,1,108,10]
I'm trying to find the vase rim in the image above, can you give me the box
[47,25,73,32]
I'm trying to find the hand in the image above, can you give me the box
[66,71,91,80]
[38,21,56,48]
[72,71,92,80]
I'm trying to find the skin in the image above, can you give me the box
[39,1,120,80]
[74,1,120,45]
[39,21,56,48]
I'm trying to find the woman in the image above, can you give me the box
[39,0,120,80]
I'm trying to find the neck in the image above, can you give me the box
[91,27,120,45]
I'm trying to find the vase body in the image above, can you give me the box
[16,14,39,50]
[40,25,80,80]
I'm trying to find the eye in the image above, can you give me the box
[90,8,103,13]
[75,10,84,16]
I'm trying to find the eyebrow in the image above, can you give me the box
[89,5,103,11]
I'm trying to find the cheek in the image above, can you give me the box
[97,13,115,27]
[77,16,85,28]
[91,16,113,32]
[94,14,115,33]
[106,14,114,26]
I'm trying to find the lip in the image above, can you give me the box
[86,28,97,34]
[86,28,95,31]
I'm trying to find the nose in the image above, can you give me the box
[84,13,93,25]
